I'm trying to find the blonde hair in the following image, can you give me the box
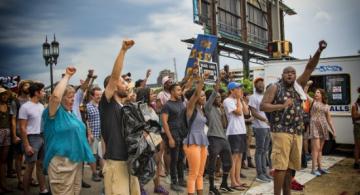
[63,85,75,98]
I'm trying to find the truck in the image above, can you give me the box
[257,55,360,153]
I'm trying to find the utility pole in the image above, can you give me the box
[210,0,220,75]
[241,0,250,79]
[173,57,178,82]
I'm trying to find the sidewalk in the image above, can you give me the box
[5,154,359,195]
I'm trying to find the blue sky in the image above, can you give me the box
[0,0,359,87]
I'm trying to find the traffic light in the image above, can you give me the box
[268,40,293,58]
[281,41,293,56]
[268,41,282,58]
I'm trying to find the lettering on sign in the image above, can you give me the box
[329,105,350,112]
[199,60,218,85]
[315,65,343,72]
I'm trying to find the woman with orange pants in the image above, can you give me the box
[183,72,209,195]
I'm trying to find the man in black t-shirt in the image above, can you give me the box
[99,40,141,195]
[161,83,186,192]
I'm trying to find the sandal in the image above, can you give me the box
[239,183,250,188]
[231,185,246,191]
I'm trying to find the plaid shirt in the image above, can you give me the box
[86,102,101,138]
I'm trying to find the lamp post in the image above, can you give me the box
[42,34,59,93]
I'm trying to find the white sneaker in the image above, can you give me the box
[165,175,171,184]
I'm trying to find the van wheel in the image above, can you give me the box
[322,139,336,155]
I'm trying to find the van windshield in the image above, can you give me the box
[308,74,350,105]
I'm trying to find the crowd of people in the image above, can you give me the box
[0,39,359,195]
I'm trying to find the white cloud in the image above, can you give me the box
[314,11,332,23]
[62,0,203,85]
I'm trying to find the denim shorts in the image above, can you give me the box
[24,134,44,163]
[228,134,247,154]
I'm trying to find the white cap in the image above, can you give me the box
[162,76,171,85]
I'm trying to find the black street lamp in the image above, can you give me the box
[42,34,59,93]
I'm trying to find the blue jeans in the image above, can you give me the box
[254,128,271,176]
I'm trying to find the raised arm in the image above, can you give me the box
[49,67,76,117]
[297,40,327,87]
[186,72,208,119]
[80,69,94,91]
[303,80,313,93]
[181,66,196,95]
[142,69,151,87]
[260,84,292,112]
[104,40,134,101]
[205,80,220,113]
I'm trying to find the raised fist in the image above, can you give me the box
[306,80,313,86]
[203,71,210,80]
[66,66,76,77]
[318,40,327,51]
[146,69,151,78]
[88,69,94,77]
[122,40,135,51]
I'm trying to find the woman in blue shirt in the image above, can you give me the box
[42,66,94,195]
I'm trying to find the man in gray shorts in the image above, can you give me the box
[19,82,49,195]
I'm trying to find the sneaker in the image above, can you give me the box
[154,185,169,195]
[291,180,303,191]
[219,184,236,193]
[264,174,273,180]
[318,168,330,174]
[256,174,271,183]
[242,160,249,169]
[178,179,187,187]
[92,173,102,182]
[81,181,91,188]
[209,187,221,195]
[292,179,304,188]
[311,170,321,177]
[140,186,147,195]
[165,175,171,184]
[170,184,183,192]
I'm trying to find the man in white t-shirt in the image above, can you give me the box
[249,77,272,183]
[19,82,49,195]
[223,82,250,190]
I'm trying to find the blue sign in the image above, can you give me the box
[185,34,218,75]
[315,65,343,72]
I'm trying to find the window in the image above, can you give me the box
[309,74,351,105]
[218,0,241,36]
[247,3,268,47]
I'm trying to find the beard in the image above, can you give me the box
[256,88,264,93]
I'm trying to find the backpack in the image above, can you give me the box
[178,108,197,139]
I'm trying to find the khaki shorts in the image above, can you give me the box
[103,160,140,195]
[271,132,302,171]
[91,137,101,155]
[48,156,82,195]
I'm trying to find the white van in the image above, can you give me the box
[259,55,360,148]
